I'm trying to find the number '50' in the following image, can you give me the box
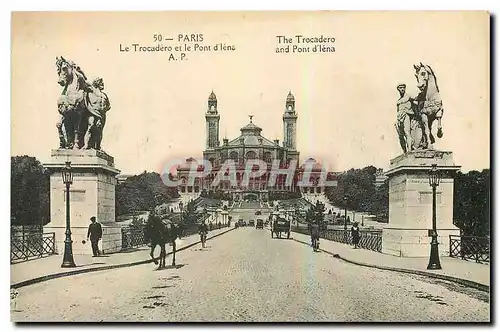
[153,34,163,42]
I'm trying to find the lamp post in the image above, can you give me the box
[61,161,76,268]
[179,202,184,224]
[427,164,442,270]
[343,195,348,231]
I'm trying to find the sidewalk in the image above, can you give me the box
[292,231,490,290]
[11,227,233,288]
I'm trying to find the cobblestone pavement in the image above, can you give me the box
[11,227,489,322]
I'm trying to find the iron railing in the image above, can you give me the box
[292,226,383,253]
[121,227,148,249]
[121,222,231,250]
[11,232,56,263]
[449,235,490,263]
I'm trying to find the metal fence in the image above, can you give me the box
[292,226,383,253]
[449,235,490,263]
[121,227,148,249]
[121,222,230,250]
[11,226,56,263]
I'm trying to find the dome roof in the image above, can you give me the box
[208,91,217,101]
[286,91,295,102]
[240,122,262,132]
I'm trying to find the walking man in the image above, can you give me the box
[87,216,102,257]
[198,220,209,249]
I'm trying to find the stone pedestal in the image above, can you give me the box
[43,149,122,255]
[382,150,461,257]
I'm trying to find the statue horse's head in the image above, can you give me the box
[414,62,439,93]
[56,56,77,87]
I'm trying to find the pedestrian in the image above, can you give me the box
[198,220,209,249]
[351,222,360,249]
[87,216,102,257]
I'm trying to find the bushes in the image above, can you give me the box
[11,156,50,226]
[269,190,301,201]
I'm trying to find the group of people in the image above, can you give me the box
[308,221,361,251]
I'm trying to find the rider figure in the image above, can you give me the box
[198,219,209,248]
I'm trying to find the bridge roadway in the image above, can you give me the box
[12,209,489,322]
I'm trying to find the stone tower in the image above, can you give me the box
[206,91,220,149]
[283,91,299,163]
[283,91,298,150]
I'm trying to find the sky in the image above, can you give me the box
[11,11,490,175]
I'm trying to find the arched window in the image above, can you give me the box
[263,151,272,163]
[229,151,238,161]
[246,151,257,159]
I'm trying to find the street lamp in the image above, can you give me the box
[179,202,184,223]
[427,164,442,270]
[61,161,76,268]
[343,195,348,231]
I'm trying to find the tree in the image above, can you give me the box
[453,169,490,236]
[11,156,50,226]
[116,172,179,217]
[324,166,378,213]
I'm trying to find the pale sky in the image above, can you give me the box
[11,11,490,175]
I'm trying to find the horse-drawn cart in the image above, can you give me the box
[271,217,291,239]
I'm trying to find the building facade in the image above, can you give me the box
[176,92,335,200]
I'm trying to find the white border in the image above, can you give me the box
[3,1,497,331]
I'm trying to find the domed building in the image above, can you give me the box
[176,91,335,200]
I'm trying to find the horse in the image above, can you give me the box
[144,215,183,268]
[56,56,90,149]
[414,62,444,149]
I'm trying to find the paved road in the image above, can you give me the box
[11,227,489,322]
[230,205,271,225]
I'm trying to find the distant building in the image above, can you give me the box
[116,174,133,184]
[175,91,336,200]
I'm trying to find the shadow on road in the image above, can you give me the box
[155,264,187,271]
[76,262,106,268]
[119,248,150,253]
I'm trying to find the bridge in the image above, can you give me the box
[10,196,489,322]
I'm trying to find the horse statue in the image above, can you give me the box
[55,56,110,150]
[144,214,184,268]
[414,62,444,149]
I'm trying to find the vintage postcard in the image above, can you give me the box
[10,11,490,322]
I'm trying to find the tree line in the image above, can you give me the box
[11,156,490,236]
[324,166,490,236]
[115,172,179,216]
[10,156,179,225]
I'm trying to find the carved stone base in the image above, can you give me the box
[43,149,122,254]
[382,227,460,257]
[382,150,461,257]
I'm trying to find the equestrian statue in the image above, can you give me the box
[395,62,444,153]
[55,56,111,150]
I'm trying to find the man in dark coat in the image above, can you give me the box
[351,222,360,249]
[87,216,102,256]
[309,221,320,251]
[198,220,209,248]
